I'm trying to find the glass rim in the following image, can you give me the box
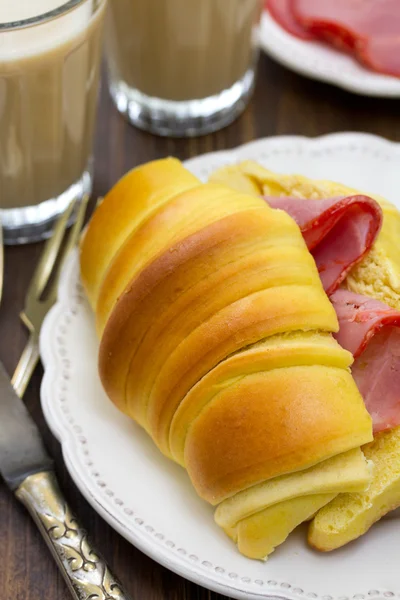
[0,0,100,32]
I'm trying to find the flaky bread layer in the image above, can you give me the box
[184,365,372,504]
[233,493,336,560]
[308,426,400,551]
[80,157,199,309]
[215,448,372,530]
[170,332,353,465]
[218,448,372,560]
[147,284,337,456]
[96,183,267,333]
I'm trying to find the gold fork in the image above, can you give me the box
[11,197,89,398]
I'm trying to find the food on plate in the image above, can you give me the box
[332,290,400,435]
[80,157,199,312]
[310,427,400,551]
[215,448,371,559]
[266,0,400,78]
[80,157,374,560]
[211,160,400,551]
[267,0,313,40]
[264,194,382,295]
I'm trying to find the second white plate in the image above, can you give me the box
[260,10,400,97]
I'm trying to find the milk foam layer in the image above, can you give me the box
[0,0,92,61]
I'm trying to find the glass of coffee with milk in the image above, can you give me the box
[0,0,107,244]
[106,0,263,137]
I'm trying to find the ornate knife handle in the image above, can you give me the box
[16,471,130,600]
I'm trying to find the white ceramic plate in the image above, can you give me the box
[260,10,400,97]
[40,132,400,600]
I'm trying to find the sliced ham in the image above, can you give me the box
[358,36,400,80]
[293,0,400,77]
[265,195,382,296]
[331,289,400,434]
[331,290,400,359]
[267,0,400,78]
[266,0,314,40]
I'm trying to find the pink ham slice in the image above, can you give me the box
[358,36,400,80]
[266,0,314,40]
[293,0,400,77]
[331,289,400,434]
[265,195,382,296]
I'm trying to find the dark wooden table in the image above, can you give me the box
[1,53,400,600]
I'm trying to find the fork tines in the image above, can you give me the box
[25,195,90,312]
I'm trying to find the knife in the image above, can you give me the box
[0,360,130,600]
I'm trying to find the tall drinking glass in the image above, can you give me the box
[0,0,107,244]
[105,0,263,137]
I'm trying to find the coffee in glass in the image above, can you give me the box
[106,0,263,137]
[0,0,107,244]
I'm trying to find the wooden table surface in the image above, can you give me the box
[1,53,400,600]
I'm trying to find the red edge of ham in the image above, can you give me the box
[265,195,382,296]
[265,193,400,434]
[266,0,314,40]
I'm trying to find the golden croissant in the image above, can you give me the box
[80,157,374,560]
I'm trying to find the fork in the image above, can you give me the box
[11,198,88,398]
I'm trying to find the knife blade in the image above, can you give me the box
[0,360,53,490]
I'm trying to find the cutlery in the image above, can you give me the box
[11,200,85,398]
[0,202,131,600]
